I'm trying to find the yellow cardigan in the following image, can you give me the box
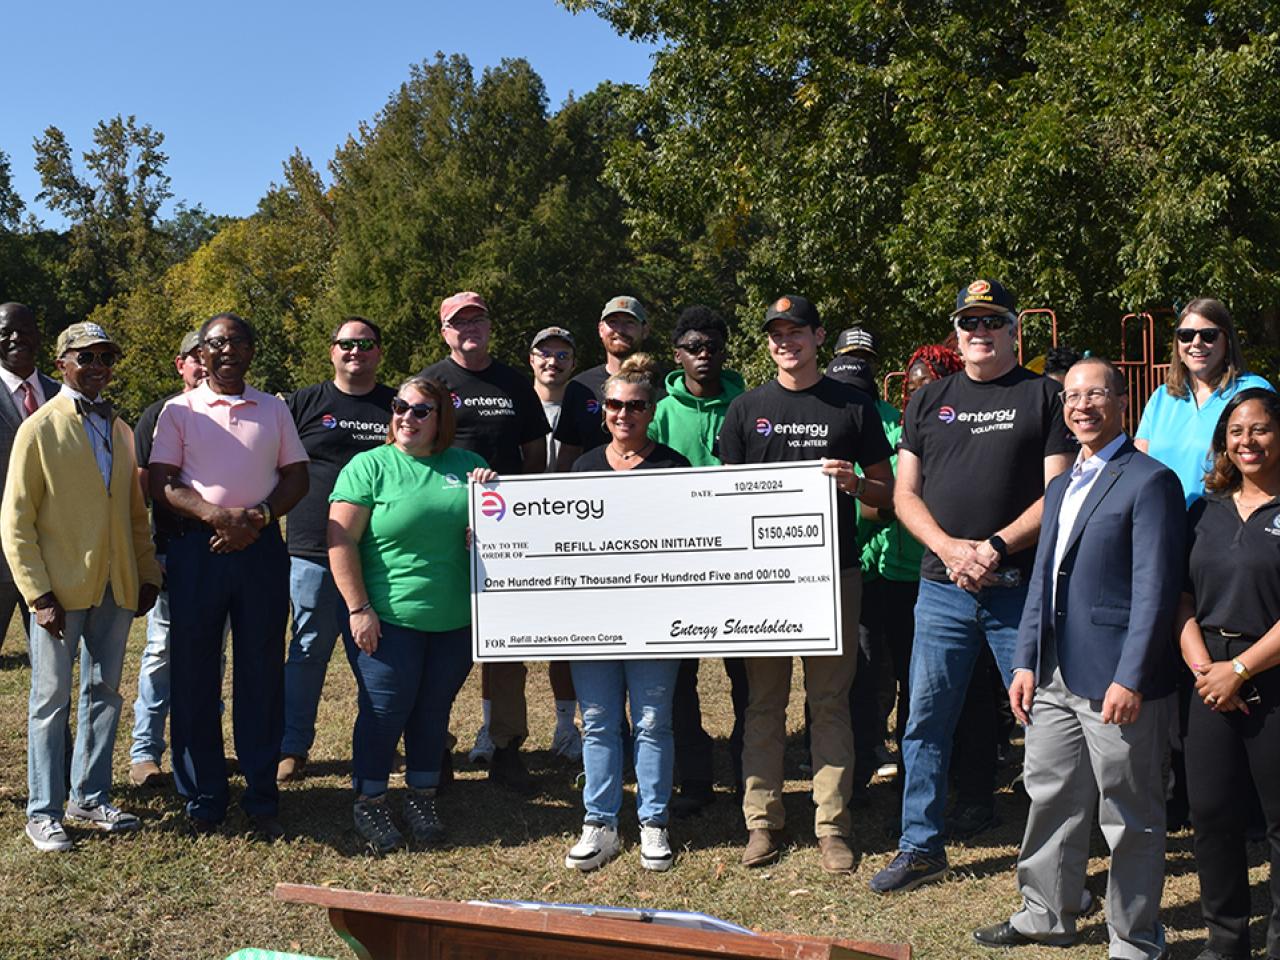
[1,394,162,612]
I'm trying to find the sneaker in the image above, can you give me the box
[489,744,537,796]
[946,803,998,841]
[874,745,900,780]
[639,823,674,871]
[353,796,406,856]
[247,814,285,843]
[670,781,715,819]
[402,789,445,845]
[565,822,621,871]
[276,753,307,784]
[468,724,495,765]
[129,760,164,788]
[550,724,583,762]
[25,817,72,853]
[869,851,948,894]
[64,800,141,834]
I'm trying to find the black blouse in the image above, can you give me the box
[1186,494,1280,638]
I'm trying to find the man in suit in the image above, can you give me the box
[972,357,1184,960]
[0,302,60,647]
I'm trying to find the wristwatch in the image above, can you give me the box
[986,534,1009,562]
[1232,657,1252,681]
[257,500,274,526]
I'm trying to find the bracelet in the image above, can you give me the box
[349,602,373,615]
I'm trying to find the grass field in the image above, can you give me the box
[0,615,1269,960]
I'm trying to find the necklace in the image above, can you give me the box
[1234,488,1276,517]
[609,440,652,461]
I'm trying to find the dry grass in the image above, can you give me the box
[0,614,1270,960]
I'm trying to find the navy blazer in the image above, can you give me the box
[0,372,61,585]
[1013,439,1185,700]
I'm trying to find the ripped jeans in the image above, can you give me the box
[570,658,680,827]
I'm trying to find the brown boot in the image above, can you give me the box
[276,754,307,784]
[741,828,782,867]
[818,835,855,874]
[129,760,163,788]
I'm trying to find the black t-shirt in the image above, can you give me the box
[553,364,610,455]
[1186,495,1280,639]
[135,391,181,554]
[571,442,691,473]
[420,357,548,475]
[719,376,894,569]
[285,380,397,559]
[900,366,1073,581]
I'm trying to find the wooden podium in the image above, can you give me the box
[275,884,910,960]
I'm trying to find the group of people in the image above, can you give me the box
[0,277,1277,960]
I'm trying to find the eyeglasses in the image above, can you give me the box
[533,348,571,362]
[602,397,650,413]
[333,338,379,352]
[676,337,724,356]
[203,335,252,351]
[390,397,436,419]
[1059,387,1112,408]
[1175,327,1222,345]
[955,314,1013,332]
[71,350,119,367]
[444,314,489,329]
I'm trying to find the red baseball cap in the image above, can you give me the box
[440,291,490,325]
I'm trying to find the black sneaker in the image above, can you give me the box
[670,782,715,819]
[869,851,948,894]
[947,803,998,841]
[402,789,445,844]
[489,745,537,796]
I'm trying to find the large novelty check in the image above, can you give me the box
[469,461,842,662]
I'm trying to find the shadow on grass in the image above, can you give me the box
[0,650,30,670]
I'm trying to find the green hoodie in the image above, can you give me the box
[649,368,746,466]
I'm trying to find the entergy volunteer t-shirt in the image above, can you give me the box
[719,376,893,569]
[285,380,396,560]
[900,365,1073,582]
[330,443,486,632]
[420,357,548,475]
[551,364,610,455]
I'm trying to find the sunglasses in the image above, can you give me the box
[676,337,724,356]
[533,348,571,362]
[333,337,379,352]
[955,314,1013,332]
[1175,327,1222,345]
[203,335,252,351]
[602,397,651,414]
[390,397,436,419]
[71,350,119,367]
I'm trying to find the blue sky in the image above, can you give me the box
[1,1,657,227]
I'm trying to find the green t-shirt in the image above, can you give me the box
[855,398,924,583]
[330,443,487,632]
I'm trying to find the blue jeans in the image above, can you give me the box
[898,577,1026,856]
[345,621,472,796]
[571,658,679,827]
[281,556,350,758]
[169,525,289,822]
[27,590,133,820]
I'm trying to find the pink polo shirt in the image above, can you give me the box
[150,382,309,508]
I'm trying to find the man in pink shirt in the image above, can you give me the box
[149,313,309,839]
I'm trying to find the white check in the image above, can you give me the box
[469,461,842,661]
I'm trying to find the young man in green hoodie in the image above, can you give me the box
[649,305,748,815]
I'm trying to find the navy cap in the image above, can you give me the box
[952,279,1016,317]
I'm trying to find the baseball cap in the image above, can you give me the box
[834,327,877,357]
[825,354,876,397]
[600,296,647,325]
[761,294,820,330]
[530,326,575,350]
[440,291,490,325]
[179,330,202,356]
[56,322,119,356]
[952,279,1016,316]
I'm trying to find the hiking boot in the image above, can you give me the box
[640,823,674,871]
[468,724,495,765]
[565,822,620,871]
[64,800,141,834]
[818,834,855,873]
[276,753,307,784]
[869,851,948,894]
[25,817,72,853]
[129,760,164,788]
[402,788,445,844]
[353,795,405,856]
[741,828,782,868]
[489,744,537,796]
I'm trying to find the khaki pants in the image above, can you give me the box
[742,570,860,838]
[488,660,528,749]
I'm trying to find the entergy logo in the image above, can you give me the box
[586,398,600,414]
[938,406,957,424]
[480,491,506,521]
[450,392,463,409]
[321,413,337,430]
[755,418,773,436]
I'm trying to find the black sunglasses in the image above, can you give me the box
[390,397,435,419]
[333,337,379,352]
[955,314,1013,332]
[72,350,119,367]
[203,335,252,351]
[676,337,724,356]
[1175,327,1222,345]
[602,397,650,413]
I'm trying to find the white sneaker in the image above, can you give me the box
[64,800,140,834]
[639,823,674,871]
[550,724,582,762]
[564,822,620,871]
[468,724,495,765]
[25,817,72,852]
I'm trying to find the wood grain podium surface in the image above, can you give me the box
[275,884,911,960]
